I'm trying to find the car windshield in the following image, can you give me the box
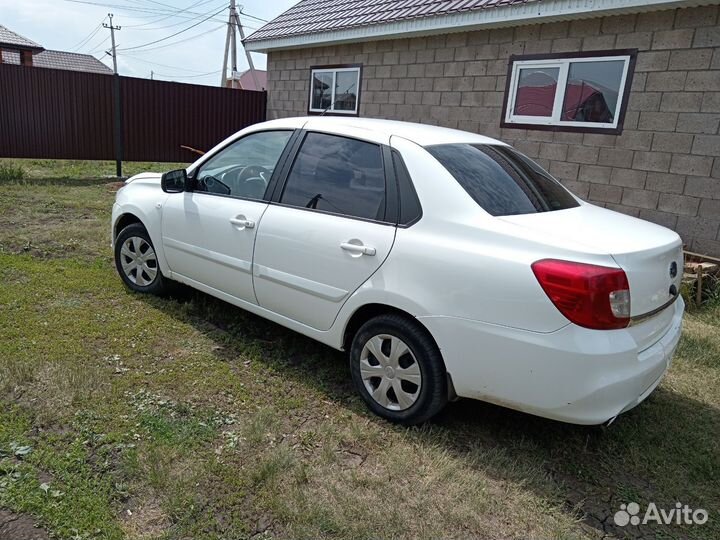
[426,143,580,216]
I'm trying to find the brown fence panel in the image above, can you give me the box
[0,63,267,163]
[120,76,266,162]
[0,63,114,160]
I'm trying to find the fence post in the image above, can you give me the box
[112,74,123,177]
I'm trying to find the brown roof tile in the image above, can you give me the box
[244,0,537,43]
[2,49,113,74]
[0,24,43,50]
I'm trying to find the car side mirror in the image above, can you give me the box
[161,169,187,193]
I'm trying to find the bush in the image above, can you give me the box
[0,162,26,183]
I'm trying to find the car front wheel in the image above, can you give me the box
[350,314,448,425]
[114,223,169,295]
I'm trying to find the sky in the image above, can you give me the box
[0,0,297,86]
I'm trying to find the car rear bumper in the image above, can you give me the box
[419,297,684,425]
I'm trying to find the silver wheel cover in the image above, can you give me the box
[119,236,158,286]
[360,334,422,411]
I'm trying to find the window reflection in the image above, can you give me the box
[513,67,560,117]
[334,70,358,111]
[561,60,625,123]
[311,72,333,110]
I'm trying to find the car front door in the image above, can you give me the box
[161,130,294,303]
[252,131,397,331]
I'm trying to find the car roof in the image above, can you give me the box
[251,116,507,147]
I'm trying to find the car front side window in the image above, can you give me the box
[279,132,386,222]
[194,130,293,200]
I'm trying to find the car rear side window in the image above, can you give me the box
[280,132,386,221]
[391,150,422,226]
[426,144,580,216]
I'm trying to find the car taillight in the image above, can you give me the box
[531,259,630,330]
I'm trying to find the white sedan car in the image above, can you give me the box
[111,117,684,425]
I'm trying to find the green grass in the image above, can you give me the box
[0,158,189,182]
[0,162,26,182]
[0,177,719,539]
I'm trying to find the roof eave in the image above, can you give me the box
[0,43,44,52]
[244,0,717,53]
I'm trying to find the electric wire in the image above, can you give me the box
[125,1,226,30]
[153,69,222,79]
[116,5,226,51]
[83,32,112,54]
[70,18,106,50]
[238,10,267,23]
[122,0,221,27]
[121,53,223,73]
[119,23,225,53]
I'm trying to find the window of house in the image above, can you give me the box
[308,65,361,115]
[502,50,636,134]
[280,132,386,221]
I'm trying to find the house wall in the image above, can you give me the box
[266,5,720,256]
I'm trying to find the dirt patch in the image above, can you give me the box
[120,498,170,539]
[0,510,51,540]
[106,181,125,192]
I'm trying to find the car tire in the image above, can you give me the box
[349,314,448,425]
[114,223,170,295]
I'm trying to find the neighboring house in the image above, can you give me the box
[227,68,268,90]
[244,0,720,257]
[0,25,112,75]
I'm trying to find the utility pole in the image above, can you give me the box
[220,2,231,87]
[230,0,238,77]
[104,13,123,177]
[233,8,260,90]
[103,13,121,74]
[220,2,261,90]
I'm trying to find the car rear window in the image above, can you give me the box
[426,143,580,216]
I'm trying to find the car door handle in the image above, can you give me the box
[340,242,376,256]
[229,217,255,229]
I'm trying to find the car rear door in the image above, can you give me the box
[252,131,397,331]
[161,130,295,304]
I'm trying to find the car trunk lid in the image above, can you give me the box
[500,203,683,321]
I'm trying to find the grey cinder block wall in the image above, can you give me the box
[266,5,720,256]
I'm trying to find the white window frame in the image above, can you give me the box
[308,66,361,115]
[504,53,633,131]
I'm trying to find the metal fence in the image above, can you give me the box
[0,63,267,164]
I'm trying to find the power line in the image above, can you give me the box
[117,5,226,51]
[61,0,190,15]
[60,0,228,23]
[59,0,264,30]
[87,34,111,54]
[124,0,224,30]
[119,23,225,53]
[85,30,110,52]
[128,0,206,12]
[238,10,267,23]
[121,53,226,73]
[121,0,221,26]
[70,18,106,50]
[153,69,222,79]
[129,0,266,23]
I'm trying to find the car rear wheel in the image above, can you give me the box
[350,314,448,425]
[114,223,170,295]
